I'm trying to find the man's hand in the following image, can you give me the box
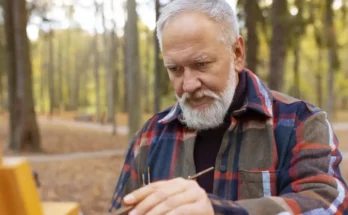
[122,177,214,215]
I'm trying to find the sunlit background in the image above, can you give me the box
[0,0,348,214]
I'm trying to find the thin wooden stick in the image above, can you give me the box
[113,167,214,215]
[147,167,151,184]
[188,167,214,180]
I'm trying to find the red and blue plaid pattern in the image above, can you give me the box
[110,69,348,214]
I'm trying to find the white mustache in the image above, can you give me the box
[181,90,220,102]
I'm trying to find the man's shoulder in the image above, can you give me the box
[271,90,324,123]
[135,105,179,136]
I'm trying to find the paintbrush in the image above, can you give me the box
[113,166,214,215]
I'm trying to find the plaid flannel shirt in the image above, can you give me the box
[110,69,348,214]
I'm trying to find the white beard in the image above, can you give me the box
[176,70,237,130]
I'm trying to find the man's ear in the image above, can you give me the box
[232,36,245,72]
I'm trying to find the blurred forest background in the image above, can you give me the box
[0,0,348,214]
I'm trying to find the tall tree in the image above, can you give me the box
[144,29,152,113]
[243,0,260,74]
[0,26,4,111]
[316,47,324,108]
[110,0,118,134]
[39,30,46,113]
[94,1,101,122]
[312,1,324,108]
[126,0,141,139]
[122,33,128,113]
[269,0,288,91]
[3,0,41,151]
[57,33,63,111]
[70,29,83,111]
[47,29,56,116]
[341,1,348,109]
[101,1,116,124]
[65,4,74,110]
[325,0,338,120]
[72,46,80,110]
[154,0,161,113]
[288,0,307,98]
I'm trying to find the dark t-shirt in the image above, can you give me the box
[193,71,246,193]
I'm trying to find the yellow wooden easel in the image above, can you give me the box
[0,147,81,215]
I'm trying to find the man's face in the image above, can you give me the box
[161,11,245,130]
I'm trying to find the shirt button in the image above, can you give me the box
[220,165,227,172]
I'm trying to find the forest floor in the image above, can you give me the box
[0,112,348,214]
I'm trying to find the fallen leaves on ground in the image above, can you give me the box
[0,116,128,155]
[340,160,348,184]
[31,155,124,215]
[37,111,154,127]
[336,130,348,151]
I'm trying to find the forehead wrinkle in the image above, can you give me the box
[193,55,209,62]
[164,50,211,67]
[163,38,205,62]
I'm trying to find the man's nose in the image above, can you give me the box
[182,69,201,94]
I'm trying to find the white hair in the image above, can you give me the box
[156,0,240,50]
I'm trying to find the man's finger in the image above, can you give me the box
[123,177,187,205]
[123,182,161,205]
[145,187,201,215]
[132,181,187,215]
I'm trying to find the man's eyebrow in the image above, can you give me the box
[193,55,209,62]
[164,63,176,67]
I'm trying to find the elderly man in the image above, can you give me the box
[110,0,348,214]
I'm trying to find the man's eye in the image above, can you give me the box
[168,66,179,72]
[197,62,208,67]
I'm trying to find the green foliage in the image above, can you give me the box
[1,0,348,119]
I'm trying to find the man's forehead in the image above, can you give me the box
[164,53,211,64]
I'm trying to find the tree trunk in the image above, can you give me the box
[126,0,141,140]
[0,26,4,111]
[342,68,348,109]
[0,46,4,111]
[72,53,80,109]
[47,30,55,117]
[4,0,17,148]
[325,0,336,120]
[293,43,300,98]
[122,32,128,113]
[80,56,88,106]
[0,68,3,112]
[40,34,46,113]
[110,0,118,134]
[154,0,161,113]
[94,41,101,122]
[94,2,101,122]
[316,49,323,109]
[144,30,151,113]
[4,0,41,152]
[65,29,72,109]
[101,2,115,124]
[65,5,75,110]
[269,0,288,91]
[57,36,63,112]
[244,0,259,74]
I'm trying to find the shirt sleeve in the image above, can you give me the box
[108,134,141,212]
[208,111,348,215]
